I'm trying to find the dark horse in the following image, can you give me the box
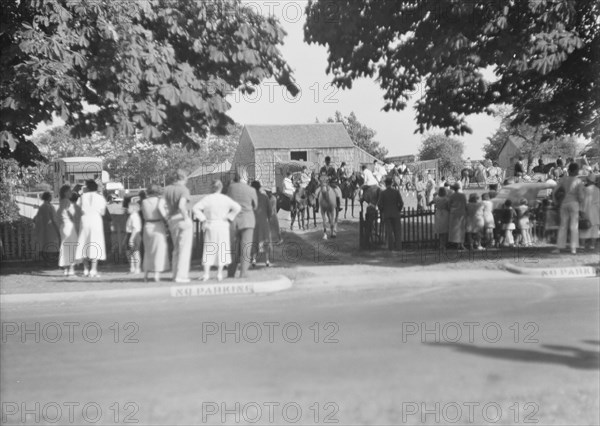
[304,176,319,228]
[359,184,381,212]
[276,184,308,230]
[339,171,363,218]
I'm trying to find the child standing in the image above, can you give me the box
[466,193,485,250]
[125,203,142,274]
[500,199,517,247]
[515,198,532,246]
[481,193,495,248]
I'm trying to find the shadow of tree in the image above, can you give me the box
[426,342,600,370]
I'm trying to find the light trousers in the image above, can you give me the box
[557,202,579,249]
[168,216,193,280]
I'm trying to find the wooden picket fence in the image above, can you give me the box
[0,216,207,264]
[0,219,38,261]
[359,207,437,250]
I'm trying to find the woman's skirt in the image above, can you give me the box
[203,220,231,267]
[59,220,78,267]
[143,221,170,272]
[75,214,106,261]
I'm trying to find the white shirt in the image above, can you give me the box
[283,177,295,196]
[300,172,311,189]
[126,211,142,233]
[363,169,378,186]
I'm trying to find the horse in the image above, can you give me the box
[304,176,319,228]
[276,183,308,230]
[290,186,308,230]
[339,171,363,218]
[461,164,487,188]
[359,184,381,213]
[317,180,338,239]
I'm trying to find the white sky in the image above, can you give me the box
[34,1,502,159]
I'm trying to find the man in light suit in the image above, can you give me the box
[227,173,258,278]
[377,177,404,251]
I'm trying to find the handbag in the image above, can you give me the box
[579,212,592,230]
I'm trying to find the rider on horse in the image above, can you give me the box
[282,171,295,199]
[315,156,343,211]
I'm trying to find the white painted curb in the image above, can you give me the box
[0,276,293,304]
[504,263,600,279]
[171,275,293,298]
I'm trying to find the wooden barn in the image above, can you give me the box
[230,123,378,192]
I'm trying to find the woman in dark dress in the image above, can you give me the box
[447,182,468,250]
[250,180,272,267]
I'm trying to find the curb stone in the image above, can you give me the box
[504,263,600,279]
[0,275,293,305]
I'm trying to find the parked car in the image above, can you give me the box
[491,181,557,210]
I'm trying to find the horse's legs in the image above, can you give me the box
[290,208,295,230]
[321,211,328,239]
[344,197,348,219]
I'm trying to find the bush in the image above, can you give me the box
[0,158,21,223]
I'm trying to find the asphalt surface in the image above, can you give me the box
[1,274,599,425]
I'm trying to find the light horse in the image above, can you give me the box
[339,171,363,218]
[317,179,338,239]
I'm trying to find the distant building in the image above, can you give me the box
[385,155,416,165]
[230,123,377,192]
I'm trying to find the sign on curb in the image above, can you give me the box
[505,263,600,279]
[171,283,254,297]
[539,266,600,279]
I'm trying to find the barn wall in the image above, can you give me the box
[498,140,520,177]
[253,147,357,190]
[230,128,255,182]
[353,147,379,171]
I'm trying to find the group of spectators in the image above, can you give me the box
[33,170,283,282]
[428,162,599,253]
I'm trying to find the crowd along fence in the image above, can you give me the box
[0,216,206,264]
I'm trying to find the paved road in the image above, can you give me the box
[1,274,598,425]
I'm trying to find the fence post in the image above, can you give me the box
[359,211,364,250]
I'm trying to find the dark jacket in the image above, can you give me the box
[227,182,258,229]
[377,187,404,219]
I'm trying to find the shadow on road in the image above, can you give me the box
[426,341,600,370]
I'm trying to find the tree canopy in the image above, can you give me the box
[1,0,296,157]
[305,0,599,138]
[32,124,241,189]
[418,134,465,177]
[326,111,388,160]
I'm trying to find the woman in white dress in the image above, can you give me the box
[140,185,170,283]
[75,180,107,277]
[193,180,241,282]
[56,185,80,275]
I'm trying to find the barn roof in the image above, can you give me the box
[499,136,523,156]
[188,160,232,179]
[244,123,354,150]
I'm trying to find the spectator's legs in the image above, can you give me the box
[556,204,570,249]
[566,202,579,253]
[227,224,239,278]
[239,228,254,278]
